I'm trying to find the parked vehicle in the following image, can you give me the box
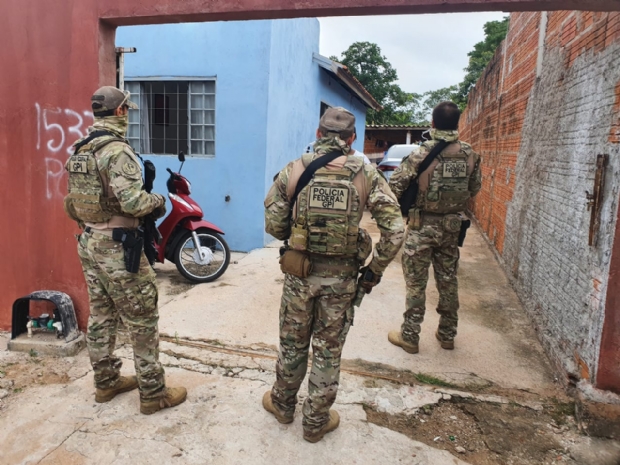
[153,152,230,283]
[377,144,417,181]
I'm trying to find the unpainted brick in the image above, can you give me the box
[460,11,620,385]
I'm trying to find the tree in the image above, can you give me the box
[419,86,460,123]
[454,16,510,108]
[423,86,459,113]
[332,42,424,125]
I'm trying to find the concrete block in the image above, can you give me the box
[8,332,85,357]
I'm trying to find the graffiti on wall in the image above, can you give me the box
[35,103,94,199]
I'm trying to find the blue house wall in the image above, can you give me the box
[117,19,367,252]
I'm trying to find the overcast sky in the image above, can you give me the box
[318,12,507,95]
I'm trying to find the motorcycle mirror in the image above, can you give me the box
[178,151,186,162]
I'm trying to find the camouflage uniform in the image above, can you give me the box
[65,115,167,400]
[389,129,481,345]
[265,136,404,435]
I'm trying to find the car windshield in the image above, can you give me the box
[386,145,416,160]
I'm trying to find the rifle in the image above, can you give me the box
[398,140,449,217]
[138,156,162,265]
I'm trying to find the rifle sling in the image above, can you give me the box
[399,140,450,216]
[73,130,121,154]
[417,140,450,178]
[290,150,344,211]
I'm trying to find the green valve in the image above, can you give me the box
[47,320,55,330]
[32,320,39,328]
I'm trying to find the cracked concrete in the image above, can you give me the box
[0,215,584,464]
[156,215,558,395]
[0,332,469,465]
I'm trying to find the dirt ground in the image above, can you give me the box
[365,397,581,465]
[3,338,620,465]
[0,352,73,393]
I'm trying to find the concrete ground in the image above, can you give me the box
[157,213,556,395]
[2,215,618,464]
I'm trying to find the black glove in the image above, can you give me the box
[358,266,382,294]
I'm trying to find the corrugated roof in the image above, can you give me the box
[312,53,382,111]
[366,124,430,130]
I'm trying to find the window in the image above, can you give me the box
[125,80,216,156]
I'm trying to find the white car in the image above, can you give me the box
[377,144,418,181]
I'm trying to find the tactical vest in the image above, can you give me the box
[64,136,126,223]
[417,140,473,214]
[289,155,364,257]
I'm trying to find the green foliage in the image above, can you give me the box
[414,372,456,388]
[454,16,510,108]
[333,17,509,124]
[419,85,460,122]
[333,42,425,125]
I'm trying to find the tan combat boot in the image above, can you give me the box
[140,387,187,415]
[95,376,139,403]
[388,330,419,354]
[303,410,340,443]
[262,391,294,424]
[436,330,454,350]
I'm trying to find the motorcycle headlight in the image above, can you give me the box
[169,193,194,211]
[186,180,192,194]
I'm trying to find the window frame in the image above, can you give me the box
[125,76,217,158]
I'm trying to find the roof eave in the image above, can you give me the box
[333,67,382,111]
[366,126,430,130]
[312,53,382,112]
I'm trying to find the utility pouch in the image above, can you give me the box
[279,249,312,279]
[408,209,422,230]
[112,228,144,273]
[442,214,462,234]
[356,228,373,265]
[289,225,308,251]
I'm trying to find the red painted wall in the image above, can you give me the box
[1,0,620,333]
[0,1,102,330]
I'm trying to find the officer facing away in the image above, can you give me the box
[388,101,482,353]
[263,107,404,442]
[64,86,187,414]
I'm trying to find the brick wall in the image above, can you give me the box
[461,11,620,389]
[364,135,389,157]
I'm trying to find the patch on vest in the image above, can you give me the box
[309,186,349,210]
[68,155,88,174]
[122,161,139,176]
[443,161,467,178]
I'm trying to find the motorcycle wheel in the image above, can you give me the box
[173,229,230,283]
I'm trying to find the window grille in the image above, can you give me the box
[125,79,216,156]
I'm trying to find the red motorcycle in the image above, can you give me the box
[153,152,230,283]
